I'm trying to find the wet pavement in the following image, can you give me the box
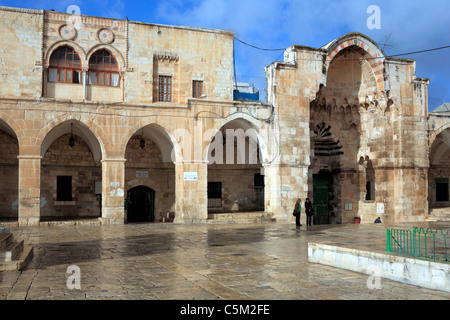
[1,220,449,301]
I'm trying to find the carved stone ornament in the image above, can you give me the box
[97,28,115,44]
[59,24,77,40]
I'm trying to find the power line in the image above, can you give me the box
[234,36,450,62]
[234,37,285,51]
[389,45,450,58]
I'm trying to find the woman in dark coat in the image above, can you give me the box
[294,198,302,227]
[305,198,314,226]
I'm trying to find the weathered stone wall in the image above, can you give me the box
[0,8,43,99]
[125,22,233,104]
[207,168,264,212]
[264,46,324,222]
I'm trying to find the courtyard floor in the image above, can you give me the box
[1,219,449,307]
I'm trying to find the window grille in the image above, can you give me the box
[159,75,172,102]
[193,80,203,98]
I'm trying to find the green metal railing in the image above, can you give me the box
[386,227,449,263]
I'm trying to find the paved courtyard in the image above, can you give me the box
[1,220,449,303]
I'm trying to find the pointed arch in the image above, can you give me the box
[322,32,385,92]
[123,122,181,164]
[206,114,270,165]
[40,119,104,164]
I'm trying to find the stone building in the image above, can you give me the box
[265,33,450,224]
[0,6,448,226]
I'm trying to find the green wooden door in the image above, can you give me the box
[313,175,329,225]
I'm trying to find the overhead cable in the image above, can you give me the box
[234,36,450,62]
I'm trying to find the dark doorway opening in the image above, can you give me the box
[57,176,72,201]
[436,178,449,202]
[127,186,155,222]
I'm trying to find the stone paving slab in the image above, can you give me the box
[0,221,449,303]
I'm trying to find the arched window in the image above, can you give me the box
[88,50,119,87]
[48,46,82,84]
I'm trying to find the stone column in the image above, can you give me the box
[17,155,41,226]
[100,158,126,224]
[264,163,308,222]
[173,161,208,224]
[82,68,88,101]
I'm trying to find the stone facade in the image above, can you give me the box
[265,33,450,224]
[0,6,449,226]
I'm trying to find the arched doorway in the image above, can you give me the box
[0,120,19,222]
[126,186,155,222]
[124,124,176,223]
[40,121,103,220]
[309,44,374,224]
[206,118,265,213]
[428,127,450,216]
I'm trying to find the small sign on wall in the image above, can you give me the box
[377,203,385,214]
[184,172,198,181]
[136,171,149,178]
[94,181,102,195]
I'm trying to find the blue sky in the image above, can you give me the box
[1,0,450,110]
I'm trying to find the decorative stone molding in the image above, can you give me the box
[153,52,179,61]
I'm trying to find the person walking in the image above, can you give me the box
[305,198,314,226]
[294,198,302,227]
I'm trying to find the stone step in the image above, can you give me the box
[0,240,24,261]
[428,208,450,221]
[207,212,275,224]
[0,245,34,271]
[0,233,12,251]
[0,232,34,271]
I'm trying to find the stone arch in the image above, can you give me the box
[207,113,270,164]
[322,32,385,92]
[123,122,181,164]
[428,125,450,210]
[206,116,267,213]
[126,178,160,192]
[0,115,20,141]
[40,119,104,164]
[429,122,450,148]
[430,126,450,165]
[124,123,177,222]
[0,118,20,220]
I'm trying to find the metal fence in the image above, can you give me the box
[386,227,449,263]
